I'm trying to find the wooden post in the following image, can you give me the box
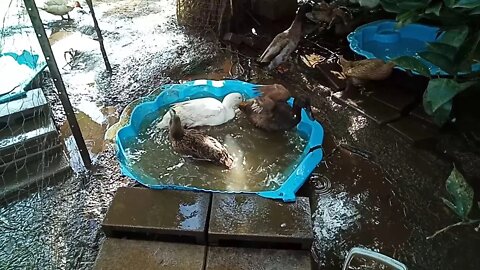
[85,0,112,72]
[23,0,92,169]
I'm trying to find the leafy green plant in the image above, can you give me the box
[442,166,475,220]
[379,0,480,125]
[427,165,480,239]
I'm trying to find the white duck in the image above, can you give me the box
[156,93,244,129]
[37,0,83,20]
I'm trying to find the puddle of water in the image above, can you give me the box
[312,143,410,269]
[59,100,117,170]
[125,111,306,192]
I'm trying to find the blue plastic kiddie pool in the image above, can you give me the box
[116,80,324,202]
[347,19,480,75]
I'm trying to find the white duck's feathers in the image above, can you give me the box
[156,93,242,129]
[38,0,77,16]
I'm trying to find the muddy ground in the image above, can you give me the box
[1,0,479,269]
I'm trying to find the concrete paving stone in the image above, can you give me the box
[388,116,438,144]
[369,83,418,112]
[208,194,313,250]
[205,246,311,270]
[332,91,401,125]
[409,105,436,127]
[102,187,210,244]
[93,238,206,270]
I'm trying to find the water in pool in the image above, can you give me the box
[124,110,307,192]
[363,38,427,60]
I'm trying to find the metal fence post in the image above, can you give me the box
[23,0,92,169]
[85,0,112,72]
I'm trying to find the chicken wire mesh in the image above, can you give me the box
[0,1,117,268]
[176,0,231,35]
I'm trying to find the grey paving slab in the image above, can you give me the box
[205,246,312,270]
[93,238,205,270]
[102,187,210,244]
[208,194,313,250]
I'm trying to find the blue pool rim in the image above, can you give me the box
[116,79,324,202]
[347,19,480,76]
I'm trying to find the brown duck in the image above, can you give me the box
[254,84,291,102]
[339,56,395,90]
[168,110,233,169]
[239,96,313,132]
[339,56,395,81]
[258,4,312,70]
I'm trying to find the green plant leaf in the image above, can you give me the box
[390,56,431,76]
[442,197,459,214]
[453,0,480,8]
[474,44,480,61]
[396,10,419,26]
[443,166,474,220]
[425,1,443,16]
[439,26,469,47]
[423,78,476,114]
[432,100,453,125]
[426,42,458,60]
[453,32,480,73]
[443,0,457,8]
[398,0,430,9]
[419,51,455,74]
[471,6,480,14]
[380,0,403,13]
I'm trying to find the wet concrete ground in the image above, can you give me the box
[1,0,480,269]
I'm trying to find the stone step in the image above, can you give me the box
[205,246,312,270]
[208,194,313,250]
[101,187,210,244]
[0,88,49,126]
[0,150,72,205]
[387,116,438,145]
[0,143,63,175]
[0,112,60,165]
[93,238,206,270]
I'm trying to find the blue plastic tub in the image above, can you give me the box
[347,20,480,75]
[0,50,47,104]
[116,80,324,202]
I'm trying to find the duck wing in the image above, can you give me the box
[258,32,290,63]
[255,84,291,102]
[239,98,278,131]
[269,101,299,130]
[267,40,298,70]
[182,130,233,168]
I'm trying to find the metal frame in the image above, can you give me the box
[23,0,113,169]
